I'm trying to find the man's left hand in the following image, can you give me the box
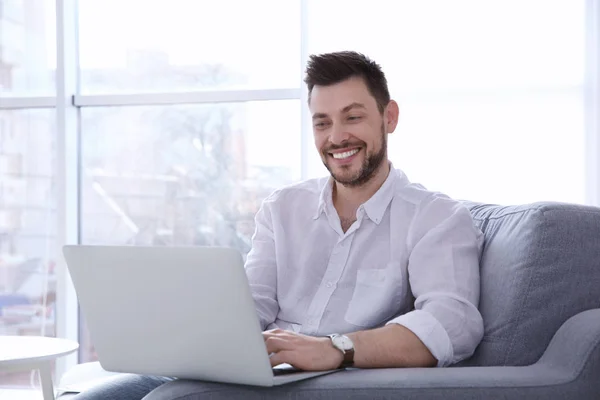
[262,329,343,371]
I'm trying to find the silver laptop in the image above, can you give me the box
[63,245,339,387]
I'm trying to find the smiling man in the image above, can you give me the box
[73,51,484,399]
[248,51,485,371]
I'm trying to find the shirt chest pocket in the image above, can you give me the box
[344,262,405,328]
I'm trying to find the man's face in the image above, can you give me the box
[310,77,388,187]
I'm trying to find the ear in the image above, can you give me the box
[384,100,400,134]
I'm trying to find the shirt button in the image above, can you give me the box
[326,282,334,288]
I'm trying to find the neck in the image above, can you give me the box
[333,161,391,211]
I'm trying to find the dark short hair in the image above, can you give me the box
[304,51,391,114]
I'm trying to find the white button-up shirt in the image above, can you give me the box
[244,167,484,367]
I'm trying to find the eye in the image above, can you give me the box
[347,116,362,122]
[314,121,330,129]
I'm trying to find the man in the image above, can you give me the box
[74,51,484,399]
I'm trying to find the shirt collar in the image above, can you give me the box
[361,165,398,224]
[312,163,403,224]
[313,178,333,220]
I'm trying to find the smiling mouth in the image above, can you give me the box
[330,148,360,160]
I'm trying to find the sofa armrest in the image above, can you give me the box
[535,308,600,375]
[145,309,600,400]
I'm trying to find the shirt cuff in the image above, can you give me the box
[386,309,454,367]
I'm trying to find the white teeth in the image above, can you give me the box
[332,149,359,159]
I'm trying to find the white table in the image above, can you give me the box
[0,336,79,400]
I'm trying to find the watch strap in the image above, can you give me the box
[340,347,354,368]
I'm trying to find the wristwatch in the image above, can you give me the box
[327,334,355,368]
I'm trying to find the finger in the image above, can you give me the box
[269,350,296,368]
[263,328,284,335]
[265,336,293,354]
[262,328,284,340]
[262,332,278,341]
[262,329,295,341]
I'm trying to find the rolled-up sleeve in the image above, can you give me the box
[244,196,279,330]
[386,195,484,367]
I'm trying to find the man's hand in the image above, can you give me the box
[262,329,343,371]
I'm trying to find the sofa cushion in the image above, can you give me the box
[458,202,600,367]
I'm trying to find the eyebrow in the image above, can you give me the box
[312,102,367,120]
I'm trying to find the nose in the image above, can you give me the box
[328,123,350,146]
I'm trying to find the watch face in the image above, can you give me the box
[333,335,354,351]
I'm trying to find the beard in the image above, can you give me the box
[322,123,387,188]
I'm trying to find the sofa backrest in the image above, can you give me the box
[458,202,600,367]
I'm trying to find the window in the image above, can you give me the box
[81,101,300,249]
[78,0,301,93]
[0,109,56,386]
[75,0,303,363]
[0,0,59,390]
[0,0,56,95]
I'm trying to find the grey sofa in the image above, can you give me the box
[61,201,600,399]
